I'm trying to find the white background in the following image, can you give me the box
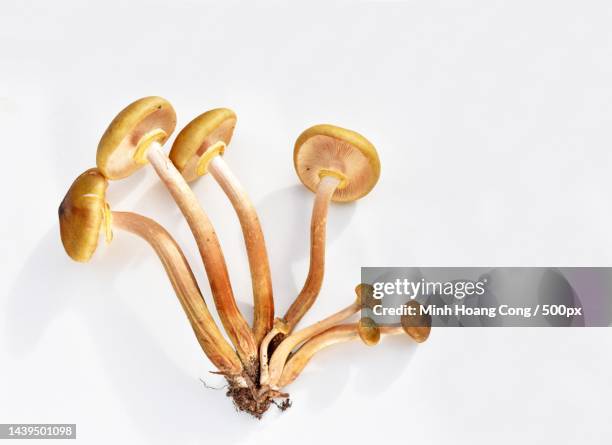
[1,1,612,444]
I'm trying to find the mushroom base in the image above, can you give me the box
[226,378,291,418]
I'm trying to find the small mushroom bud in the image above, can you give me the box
[358,317,381,346]
[356,283,377,310]
[401,300,432,343]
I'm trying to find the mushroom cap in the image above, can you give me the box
[355,283,376,309]
[97,96,176,180]
[58,168,109,262]
[170,108,237,182]
[401,300,432,343]
[294,124,380,202]
[358,317,381,346]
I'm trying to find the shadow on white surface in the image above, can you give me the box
[4,228,261,443]
[81,296,257,443]
[278,344,353,414]
[353,335,417,396]
[6,229,78,355]
[277,335,417,413]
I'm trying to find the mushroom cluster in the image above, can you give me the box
[58,96,431,417]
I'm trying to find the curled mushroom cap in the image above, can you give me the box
[401,300,432,343]
[58,168,110,262]
[97,96,177,179]
[294,124,381,202]
[355,283,377,309]
[170,108,237,182]
[358,317,380,346]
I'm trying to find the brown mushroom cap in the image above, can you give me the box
[355,283,377,309]
[358,317,381,346]
[97,96,176,180]
[170,108,237,182]
[400,300,432,343]
[294,124,381,202]
[58,168,109,262]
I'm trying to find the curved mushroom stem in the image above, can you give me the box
[282,175,341,332]
[258,319,288,385]
[278,324,358,388]
[208,154,274,345]
[145,142,258,371]
[111,211,246,381]
[277,325,404,388]
[262,298,360,388]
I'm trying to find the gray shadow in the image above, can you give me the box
[285,342,354,411]
[5,228,94,355]
[483,268,586,327]
[79,295,256,444]
[284,336,417,410]
[5,227,259,443]
[538,269,585,327]
[354,336,417,397]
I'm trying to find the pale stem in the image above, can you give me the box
[277,325,408,388]
[277,324,358,388]
[208,155,274,345]
[111,211,244,378]
[264,300,360,388]
[258,325,282,385]
[145,142,258,367]
[282,175,341,332]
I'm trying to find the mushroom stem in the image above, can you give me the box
[277,324,407,388]
[208,155,274,345]
[277,323,358,388]
[258,319,288,385]
[145,141,258,369]
[263,298,360,388]
[111,211,245,379]
[282,175,341,332]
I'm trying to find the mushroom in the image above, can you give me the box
[58,168,246,382]
[57,100,429,417]
[283,125,380,329]
[261,284,369,388]
[357,316,381,346]
[276,323,370,389]
[259,124,380,358]
[276,300,431,388]
[169,108,274,345]
[399,300,433,343]
[259,283,372,385]
[96,97,257,370]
